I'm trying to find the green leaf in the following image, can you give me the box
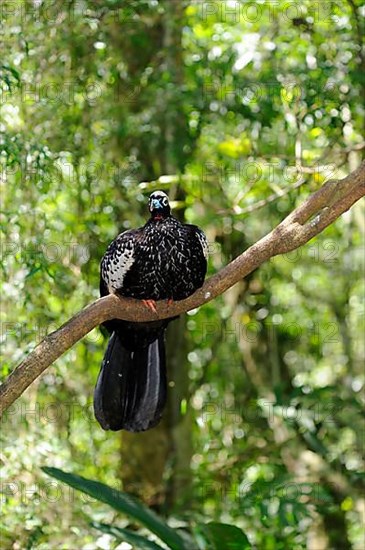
[202,522,251,550]
[91,521,164,550]
[217,136,251,158]
[25,265,43,279]
[1,64,20,82]
[42,467,187,550]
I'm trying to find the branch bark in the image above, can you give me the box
[1,161,364,416]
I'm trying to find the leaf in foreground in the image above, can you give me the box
[202,522,251,550]
[91,521,164,550]
[42,467,186,550]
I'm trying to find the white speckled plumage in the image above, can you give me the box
[95,191,208,432]
[100,200,208,301]
[101,231,136,294]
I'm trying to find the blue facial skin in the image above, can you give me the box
[151,198,163,209]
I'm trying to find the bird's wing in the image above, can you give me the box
[100,229,139,295]
[193,226,209,260]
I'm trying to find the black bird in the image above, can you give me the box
[94,191,208,432]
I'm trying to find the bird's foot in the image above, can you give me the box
[142,299,158,314]
[166,297,174,306]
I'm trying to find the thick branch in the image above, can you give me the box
[1,161,364,416]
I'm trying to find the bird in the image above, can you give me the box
[94,190,208,432]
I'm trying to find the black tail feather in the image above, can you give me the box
[93,331,167,432]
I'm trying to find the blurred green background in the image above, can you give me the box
[1,1,364,548]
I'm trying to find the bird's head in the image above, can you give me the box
[148,191,171,220]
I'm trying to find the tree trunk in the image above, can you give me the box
[119,0,193,511]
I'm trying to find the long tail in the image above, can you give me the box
[93,331,167,432]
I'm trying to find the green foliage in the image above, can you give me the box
[201,523,250,549]
[42,467,188,550]
[43,467,250,550]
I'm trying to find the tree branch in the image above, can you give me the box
[1,161,364,416]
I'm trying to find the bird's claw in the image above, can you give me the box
[142,299,158,314]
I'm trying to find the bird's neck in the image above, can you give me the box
[150,212,171,222]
